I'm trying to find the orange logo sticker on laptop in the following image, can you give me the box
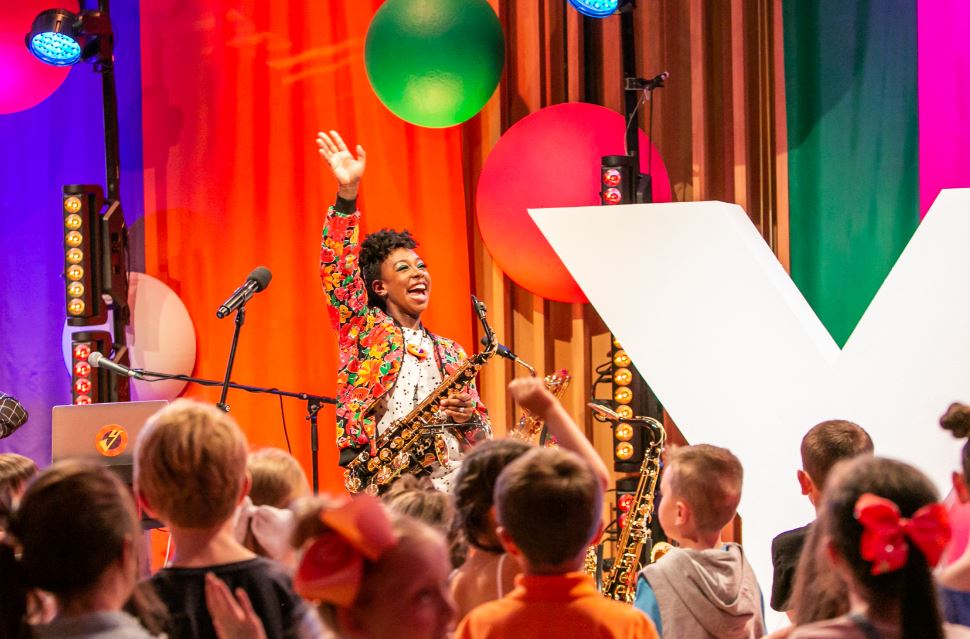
[95,424,128,457]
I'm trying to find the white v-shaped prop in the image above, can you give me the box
[531,189,970,627]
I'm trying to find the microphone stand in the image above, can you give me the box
[132,367,336,494]
[217,307,246,412]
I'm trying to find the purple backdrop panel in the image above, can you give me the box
[0,1,143,464]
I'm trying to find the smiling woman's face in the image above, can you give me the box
[372,247,432,322]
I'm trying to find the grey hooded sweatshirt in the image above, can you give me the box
[638,542,765,639]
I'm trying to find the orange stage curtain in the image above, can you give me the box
[139,0,474,494]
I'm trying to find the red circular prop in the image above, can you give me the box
[0,1,74,115]
[476,102,671,303]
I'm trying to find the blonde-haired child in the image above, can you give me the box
[135,398,315,639]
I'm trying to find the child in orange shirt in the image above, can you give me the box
[455,447,658,639]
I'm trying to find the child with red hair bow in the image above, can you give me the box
[207,495,456,639]
[293,495,455,639]
[789,456,968,639]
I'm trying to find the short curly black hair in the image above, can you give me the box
[453,439,532,553]
[360,228,418,310]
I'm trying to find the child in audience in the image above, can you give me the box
[382,475,464,566]
[0,460,155,638]
[292,495,456,639]
[248,447,311,507]
[772,421,874,615]
[789,456,970,639]
[455,446,657,639]
[0,452,37,539]
[936,403,970,625]
[135,399,315,639]
[235,447,311,567]
[450,439,531,619]
[634,444,765,638]
[450,377,611,621]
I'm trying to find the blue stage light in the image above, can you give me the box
[28,32,81,66]
[25,9,81,67]
[567,0,620,18]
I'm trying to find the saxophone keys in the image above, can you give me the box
[375,466,394,485]
[366,458,381,472]
[401,428,413,439]
[391,437,404,449]
[379,448,393,462]
[393,452,411,470]
[344,475,362,493]
[363,484,379,496]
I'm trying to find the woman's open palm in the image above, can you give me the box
[317,130,366,187]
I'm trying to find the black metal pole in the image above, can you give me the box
[308,399,322,494]
[621,7,639,164]
[217,307,246,412]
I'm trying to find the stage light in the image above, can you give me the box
[613,350,631,367]
[567,0,620,18]
[604,188,623,205]
[617,493,634,512]
[615,442,634,460]
[614,367,633,386]
[615,423,634,441]
[617,405,634,419]
[71,331,112,405]
[614,387,633,405]
[26,9,81,66]
[63,185,108,325]
[64,196,82,213]
[603,168,622,187]
[26,9,114,69]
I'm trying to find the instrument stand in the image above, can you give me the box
[307,398,323,494]
[216,307,245,412]
[134,367,335,494]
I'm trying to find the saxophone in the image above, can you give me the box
[602,416,666,603]
[344,302,498,495]
[509,370,570,445]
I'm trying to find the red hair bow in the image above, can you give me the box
[293,495,398,606]
[854,493,951,575]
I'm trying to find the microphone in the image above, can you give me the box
[643,71,669,90]
[482,338,537,376]
[0,392,29,439]
[216,267,272,319]
[88,352,145,380]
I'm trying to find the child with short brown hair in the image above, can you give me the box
[135,399,313,639]
[456,446,657,639]
[772,420,873,614]
[633,443,764,638]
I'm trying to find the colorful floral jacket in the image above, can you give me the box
[320,201,490,455]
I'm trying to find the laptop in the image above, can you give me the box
[51,400,167,485]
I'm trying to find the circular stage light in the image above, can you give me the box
[567,0,619,18]
[26,9,81,66]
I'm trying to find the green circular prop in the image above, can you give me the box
[365,0,505,128]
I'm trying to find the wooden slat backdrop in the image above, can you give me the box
[462,1,790,507]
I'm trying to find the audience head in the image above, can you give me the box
[293,495,454,639]
[799,419,873,507]
[248,447,310,508]
[0,461,141,637]
[940,402,970,503]
[0,454,37,531]
[135,398,249,529]
[454,439,531,554]
[494,447,602,571]
[659,444,742,544]
[383,475,455,536]
[822,456,949,639]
